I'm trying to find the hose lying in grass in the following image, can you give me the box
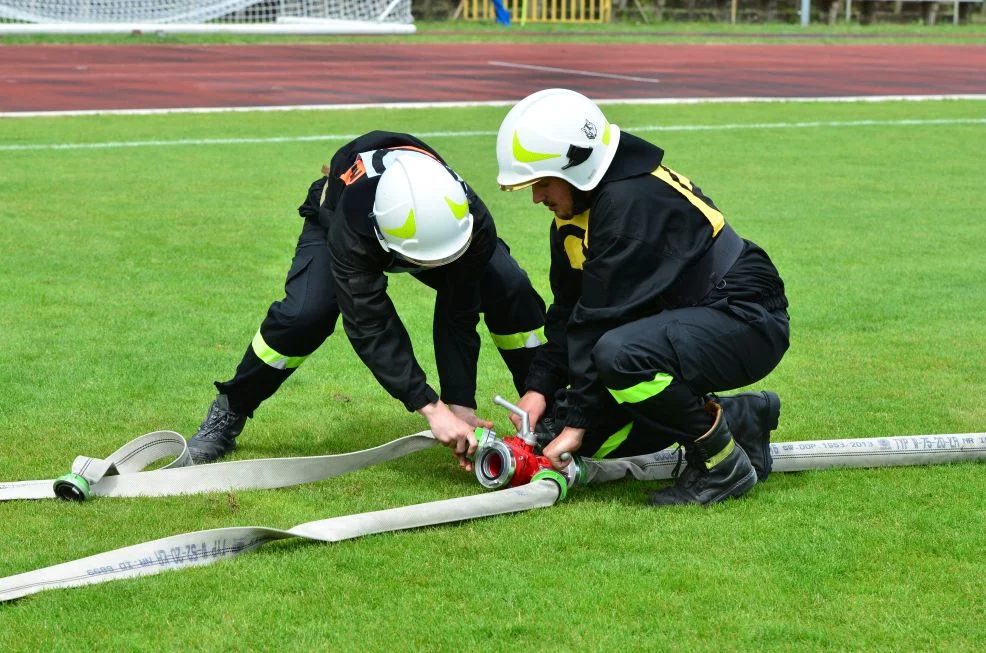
[1,430,983,602]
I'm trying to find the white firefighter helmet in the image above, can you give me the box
[496,88,620,192]
[371,153,474,266]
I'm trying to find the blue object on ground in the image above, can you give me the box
[492,0,511,25]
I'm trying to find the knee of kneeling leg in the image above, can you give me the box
[591,333,624,384]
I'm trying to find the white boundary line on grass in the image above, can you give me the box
[487,60,662,83]
[1,93,985,119]
[2,118,984,153]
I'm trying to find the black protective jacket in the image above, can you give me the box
[525,132,788,429]
[297,131,498,412]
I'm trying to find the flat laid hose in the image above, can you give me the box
[2,430,984,602]
[0,479,564,603]
[0,430,437,501]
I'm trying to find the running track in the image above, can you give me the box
[2,43,986,113]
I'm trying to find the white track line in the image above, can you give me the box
[2,118,984,152]
[487,61,661,83]
[2,94,985,119]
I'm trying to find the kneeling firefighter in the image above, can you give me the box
[495,90,790,506]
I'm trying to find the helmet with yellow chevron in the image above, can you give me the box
[371,153,474,267]
[496,88,620,192]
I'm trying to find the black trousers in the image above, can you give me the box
[217,220,546,416]
[577,299,790,459]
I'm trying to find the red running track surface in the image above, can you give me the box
[1,43,985,112]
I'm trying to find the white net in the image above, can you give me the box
[0,0,414,32]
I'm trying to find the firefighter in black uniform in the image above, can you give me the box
[187,131,547,468]
[496,89,790,506]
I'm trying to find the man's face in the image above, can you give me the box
[531,177,575,220]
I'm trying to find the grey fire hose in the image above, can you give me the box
[0,430,438,502]
[0,476,566,603]
[2,428,985,603]
[578,431,986,484]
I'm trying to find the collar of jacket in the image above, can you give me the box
[596,132,665,185]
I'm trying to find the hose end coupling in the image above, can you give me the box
[53,472,91,502]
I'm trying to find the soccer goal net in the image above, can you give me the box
[0,0,415,34]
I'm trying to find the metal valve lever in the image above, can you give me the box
[492,395,571,461]
[492,395,536,445]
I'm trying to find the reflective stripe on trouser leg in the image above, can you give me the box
[489,327,546,351]
[580,369,698,456]
[591,421,634,459]
[605,371,710,443]
[252,330,309,370]
[576,388,681,462]
[607,372,674,405]
[489,327,545,396]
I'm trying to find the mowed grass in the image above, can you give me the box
[3,20,986,45]
[1,99,985,651]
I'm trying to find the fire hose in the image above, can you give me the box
[2,394,985,603]
[0,429,437,502]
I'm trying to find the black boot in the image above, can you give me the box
[649,402,757,507]
[717,391,780,481]
[186,395,247,464]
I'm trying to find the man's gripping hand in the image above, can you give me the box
[419,401,484,471]
[448,404,494,431]
[509,391,548,434]
[543,426,585,471]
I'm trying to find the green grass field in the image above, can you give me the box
[1,98,985,651]
[2,20,986,45]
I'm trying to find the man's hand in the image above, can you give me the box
[510,391,547,433]
[418,401,479,471]
[543,426,585,470]
[448,404,494,430]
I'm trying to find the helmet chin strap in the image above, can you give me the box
[368,211,392,253]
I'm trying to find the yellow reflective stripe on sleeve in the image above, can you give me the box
[652,166,724,236]
[608,372,674,404]
[251,331,308,370]
[592,421,633,459]
[490,327,546,350]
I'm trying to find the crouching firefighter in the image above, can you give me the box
[187,131,547,469]
[495,90,790,506]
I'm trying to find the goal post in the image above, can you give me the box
[0,0,415,34]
